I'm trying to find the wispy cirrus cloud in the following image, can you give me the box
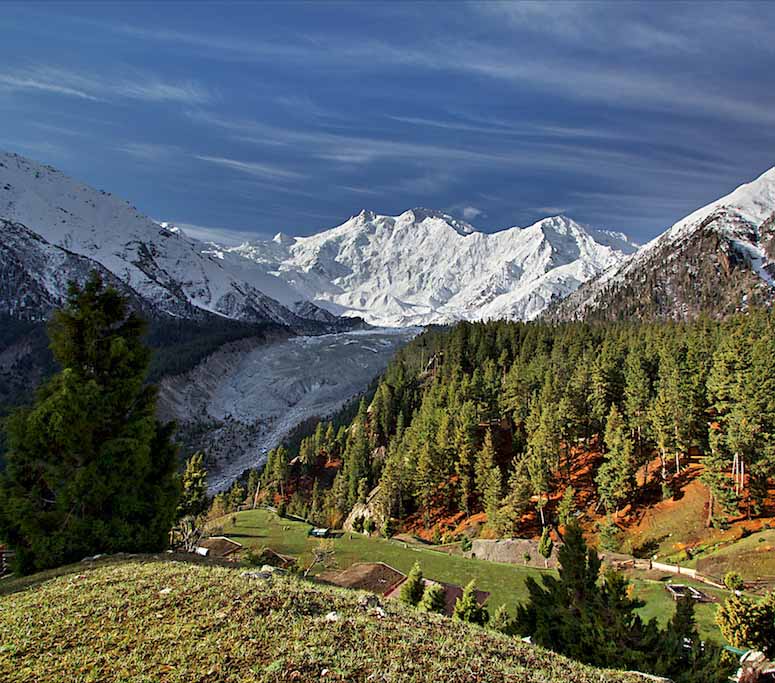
[194,154,305,181]
[0,65,213,104]
[116,142,182,161]
[171,221,268,246]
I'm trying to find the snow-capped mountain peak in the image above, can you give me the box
[227,208,637,326]
[0,151,345,329]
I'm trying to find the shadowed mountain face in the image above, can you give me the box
[549,167,775,322]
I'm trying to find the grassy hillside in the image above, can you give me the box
[0,558,640,683]
[220,509,726,642]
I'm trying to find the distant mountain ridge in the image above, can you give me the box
[0,152,347,331]
[548,166,775,322]
[226,209,638,326]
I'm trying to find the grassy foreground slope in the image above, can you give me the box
[0,559,638,683]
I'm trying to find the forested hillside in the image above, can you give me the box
[250,313,775,542]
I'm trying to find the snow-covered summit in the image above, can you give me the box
[229,209,637,326]
[0,151,327,326]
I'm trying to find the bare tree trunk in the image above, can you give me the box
[252,480,261,509]
[706,489,714,528]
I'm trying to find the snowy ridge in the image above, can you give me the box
[227,209,638,326]
[550,166,775,320]
[0,152,329,327]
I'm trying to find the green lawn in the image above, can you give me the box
[221,509,540,614]
[693,529,775,579]
[221,509,726,643]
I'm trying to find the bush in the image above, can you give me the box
[453,580,489,625]
[461,536,472,552]
[381,518,395,539]
[724,571,745,592]
[276,500,287,518]
[352,515,364,533]
[489,604,515,635]
[363,517,376,534]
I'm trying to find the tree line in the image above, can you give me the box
[264,313,775,536]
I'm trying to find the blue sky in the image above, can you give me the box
[2,1,774,244]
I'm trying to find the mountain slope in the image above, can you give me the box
[229,209,637,326]
[0,152,340,329]
[549,167,775,321]
[0,558,637,683]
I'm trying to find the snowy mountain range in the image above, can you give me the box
[5,149,772,331]
[0,152,344,330]
[0,151,639,328]
[225,209,638,326]
[550,166,775,321]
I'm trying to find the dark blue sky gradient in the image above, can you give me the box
[2,1,774,244]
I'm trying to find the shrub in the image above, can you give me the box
[489,604,515,635]
[724,571,745,592]
[453,580,488,625]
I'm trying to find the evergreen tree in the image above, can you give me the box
[0,274,179,573]
[623,347,652,485]
[557,486,576,527]
[596,405,635,515]
[716,591,775,653]
[454,401,478,517]
[399,562,425,606]
[453,580,489,625]
[475,429,501,523]
[538,527,554,568]
[418,581,446,614]
[176,452,209,519]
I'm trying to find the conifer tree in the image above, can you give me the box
[177,451,209,519]
[454,401,478,517]
[418,581,446,614]
[623,348,652,484]
[399,562,425,606]
[557,486,576,527]
[0,274,179,573]
[453,580,489,625]
[716,591,775,653]
[475,429,501,522]
[596,405,635,515]
[538,527,554,568]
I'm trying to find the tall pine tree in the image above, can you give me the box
[0,274,179,573]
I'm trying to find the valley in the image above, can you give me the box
[158,327,419,490]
